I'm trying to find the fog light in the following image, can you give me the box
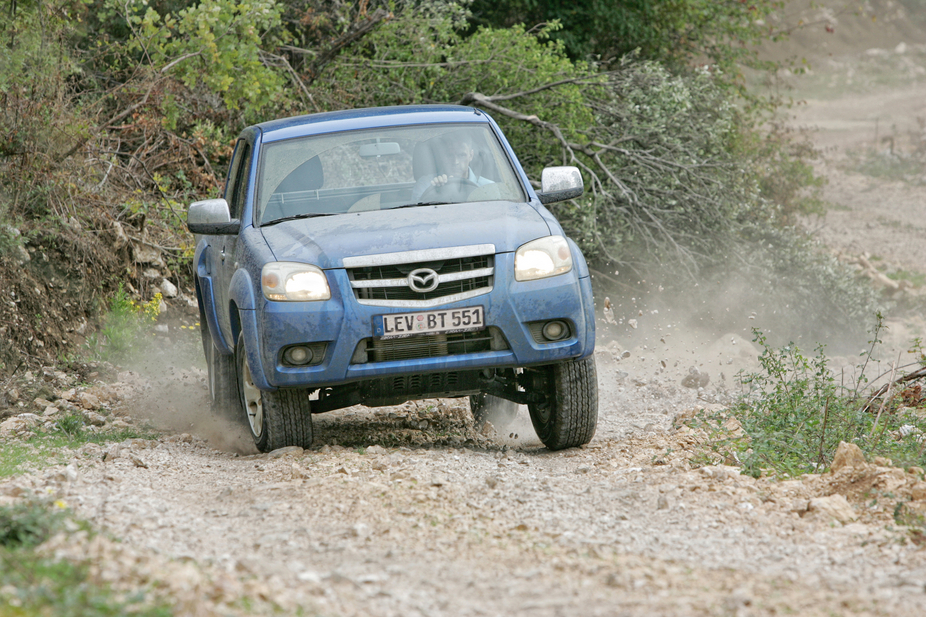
[542,320,568,341]
[283,346,313,365]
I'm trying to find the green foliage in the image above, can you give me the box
[468,0,786,80]
[86,285,162,363]
[0,0,90,219]
[0,501,171,616]
[105,0,285,121]
[0,419,158,479]
[0,501,75,549]
[718,322,926,478]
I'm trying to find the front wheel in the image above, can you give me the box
[528,356,598,450]
[236,331,314,452]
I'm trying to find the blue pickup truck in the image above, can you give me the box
[187,105,598,452]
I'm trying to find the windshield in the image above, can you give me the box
[256,123,526,225]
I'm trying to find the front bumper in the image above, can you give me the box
[245,252,595,391]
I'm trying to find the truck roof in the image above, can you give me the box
[256,105,491,143]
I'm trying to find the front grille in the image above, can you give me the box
[346,250,494,307]
[351,255,491,281]
[356,275,491,302]
[352,327,508,364]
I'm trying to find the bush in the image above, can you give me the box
[714,323,926,478]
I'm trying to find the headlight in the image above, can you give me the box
[514,236,573,282]
[261,262,330,301]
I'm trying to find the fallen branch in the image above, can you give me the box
[861,365,926,415]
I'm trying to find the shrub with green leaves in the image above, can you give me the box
[718,324,926,478]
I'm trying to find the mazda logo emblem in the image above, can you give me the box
[408,268,439,293]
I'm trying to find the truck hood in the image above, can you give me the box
[261,201,551,268]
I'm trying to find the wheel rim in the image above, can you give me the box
[241,356,264,437]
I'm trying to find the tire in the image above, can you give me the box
[469,393,520,430]
[202,322,239,420]
[528,356,598,450]
[236,331,314,452]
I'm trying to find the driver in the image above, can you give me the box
[411,132,493,203]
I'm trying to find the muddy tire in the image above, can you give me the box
[236,331,313,452]
[202,324,239,420]
[528,355,598,450]
[469,394,519,430]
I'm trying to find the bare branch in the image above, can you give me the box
[303,8,391,87]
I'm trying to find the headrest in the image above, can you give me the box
[274,156,323,193]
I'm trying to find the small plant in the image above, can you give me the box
[0,500,75,549]
[0,501,172,616]
[87,285,162,363]
[56,412,86,438]
[720,317,926,478]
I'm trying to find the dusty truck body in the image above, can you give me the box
[187,105,598,452]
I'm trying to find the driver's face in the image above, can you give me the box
[443,141,474,178]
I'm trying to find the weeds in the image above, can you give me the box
[85,285,162,363]
[0,413,159,479]
[0,500,171,616]
[704,316,926,478]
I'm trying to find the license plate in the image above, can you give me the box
[374,306,485,339]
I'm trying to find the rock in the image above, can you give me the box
[681,368,709,389]
[112,221,129,249]
[33,397,55,410]
[807,494,857,524]
[83,411,107,426]
[603,297,617,325]
[366,445,387,455]
[0,416,29,435]
[103,445,123,462]
[142,268,161,280]
[911,482,926,501]
[268,446,304,459]
[722,417,745,438]
[76,392,103,410]
[159,279,179,298]
[830,441,867,472]
[132,242,165,267]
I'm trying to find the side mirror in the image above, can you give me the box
[537,166,583,204]
[187,199,239,235]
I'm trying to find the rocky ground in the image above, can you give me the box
[3,348,926,616]
[3,5,926,616]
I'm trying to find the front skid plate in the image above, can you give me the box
[309,368,547,414]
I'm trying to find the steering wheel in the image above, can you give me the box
[420,177,478,203]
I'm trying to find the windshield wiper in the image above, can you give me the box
[389,201,451,210]
[261,212,340,227]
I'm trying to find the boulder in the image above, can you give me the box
[830,441,867,472]
[808,494,857,524]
